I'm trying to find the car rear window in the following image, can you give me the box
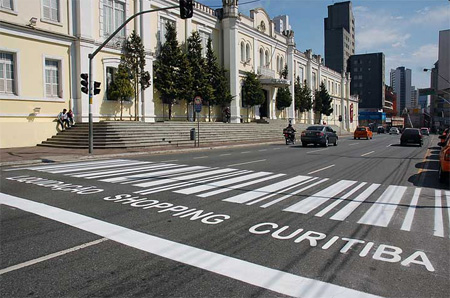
[403,129,419,135]
[306,126,324,131]
[357,128,366,131]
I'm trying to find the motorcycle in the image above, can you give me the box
[283,129,296,145]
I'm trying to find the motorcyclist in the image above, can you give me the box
[284,123,296,143]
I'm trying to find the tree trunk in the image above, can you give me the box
[120,99,123,121]
[208,104,211,122]
[169,103,172,120]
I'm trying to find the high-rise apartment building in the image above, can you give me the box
[348,53,385,110]
[324,1,355,73]
[390,67,412,114]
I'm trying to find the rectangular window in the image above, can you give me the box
[106,66,117,99]
[199,31,211,58]
[45,59,60,98]
[1,0,13,10]
[159,17,176,46]
[103,0,125,37]
[0,52,15,94]
[43,0,59,22]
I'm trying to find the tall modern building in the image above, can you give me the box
[324,1,355,73]
[390,67,412,114]
[348,53,385,110]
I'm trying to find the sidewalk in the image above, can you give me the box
[0,140,280,167]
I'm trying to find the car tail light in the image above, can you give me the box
[444,149,450,161]
[316,132,324,136]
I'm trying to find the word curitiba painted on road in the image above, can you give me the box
[249,222,435,272]
[103,194,231,225]
[6,175,104,195]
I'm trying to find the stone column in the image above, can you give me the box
[222,2,240,123]
[306,50,314,124]
[286,31,296,124]
[140,0,155,122]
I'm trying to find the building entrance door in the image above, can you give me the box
[259,90,269,118]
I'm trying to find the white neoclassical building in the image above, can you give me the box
[0,0,358,148]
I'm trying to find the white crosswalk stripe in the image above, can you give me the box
[9,158,450,238]
[283,180,358,214]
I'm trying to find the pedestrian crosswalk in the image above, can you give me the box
[7,158,450,238]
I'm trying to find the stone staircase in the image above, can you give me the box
[38,121,342,149]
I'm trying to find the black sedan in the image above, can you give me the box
[400,128,423,146]
[301,125,338,147]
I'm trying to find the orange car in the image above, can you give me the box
[438,134,450,183]
[354,127,373,140]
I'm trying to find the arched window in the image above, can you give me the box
[276,56,280,72]
[265,50,269,67]
[246,44,251,62]
[280,57,284,72]
[240,42,245,62]
[260,48,264,68]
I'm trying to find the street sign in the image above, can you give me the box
[194,96,202,113]
[419,88,435,96]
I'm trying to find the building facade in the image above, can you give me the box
[390,66,412,115]
[1,0,357,148]
[348,53,386,111]
[324,1,355,74]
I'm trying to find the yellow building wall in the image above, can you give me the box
[0,33,71,148]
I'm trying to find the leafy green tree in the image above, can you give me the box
[107,64,134,120]
[122,30,151,121]
[294,77,313,113]
[187,31,212,120]
[154,22,189,120]
[242,72,265,122]
[276,64,292,111]
[205,38,232,121]
[314,82,333,123]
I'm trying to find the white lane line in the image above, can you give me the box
[260,178,328,208]
[258,149,267,152]
[72,163,176,178]
[273,148,281,150]
[100,166,199,183]
[307,165,335,175]
[314,182,367,218]
[283,180,357,214]
[357,186,407,227]
[386,144,395,147]
[224,175,312,204]
[0,194,381,298]
[0,238,108,275]
[348,143,359,146]
[160,159,179,162]
[220,153,232,156]
[446,191,450,238]
[361,151,375,157]
[227,159,266,167]
[46,161,148,174]
[400,188,421,231]
[306,148,329,154]
[193,156,209,159]
[434,190,444,237]
[330,184,381,221]
[241,151,252,154]
[4,159,128,172]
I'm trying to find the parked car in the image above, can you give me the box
[420,127,430,136]
[354,127,373,140]
[400,128,423,146]
[438,134,450,183]
[389,127,400,135]
[301,125,338,147]
[377,126,385,134]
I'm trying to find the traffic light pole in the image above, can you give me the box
[86,4,180,153]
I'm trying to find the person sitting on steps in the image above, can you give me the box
[57,109,70,130]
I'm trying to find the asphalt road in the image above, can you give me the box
[1,133,449,297]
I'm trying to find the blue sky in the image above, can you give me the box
[200,0,450,89]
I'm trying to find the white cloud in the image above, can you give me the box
[412,44,439,61]
[411,5,450,25]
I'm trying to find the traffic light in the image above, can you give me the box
[80,73,88,94]
[179,0,193,19]
[93,81,101,95]
[339,115,342,122]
